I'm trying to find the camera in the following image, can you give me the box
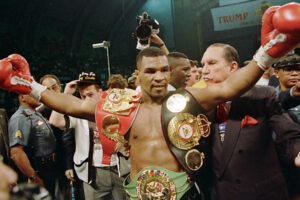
[10,183,52,200]
[135,12,159,50]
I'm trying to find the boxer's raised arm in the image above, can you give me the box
[188,60,262,111]
[0,55,96,121]
[41,89,96,121]
[188,3,300,111]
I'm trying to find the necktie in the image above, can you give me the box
[217,103,228,123]
[217,103,228,143]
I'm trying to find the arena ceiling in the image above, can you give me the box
[1,0,216,54]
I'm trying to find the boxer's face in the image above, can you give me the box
[137,55,170,99]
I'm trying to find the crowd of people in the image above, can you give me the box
[0,3,300,200]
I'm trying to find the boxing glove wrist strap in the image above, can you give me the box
[253,33,288,71]
[253,46,277,71]
[29,80,47,101]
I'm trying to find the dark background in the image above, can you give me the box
[0,0,298,116]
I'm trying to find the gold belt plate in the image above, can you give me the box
[136,169,176,200]
[102,88,140,115]
[101,114,127,144]
[168,113,211,150]
[185,149,205,171]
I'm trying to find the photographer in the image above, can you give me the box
[150,33,169,55]
[135,12,169,55]
[1,155,52,200]
[0,155,17,200]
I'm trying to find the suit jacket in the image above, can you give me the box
[279,89,300,110]
[61,128,75,170]
[0,108,10,164]
[212,86,300,200]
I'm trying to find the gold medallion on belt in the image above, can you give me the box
[136,169,176,200]
[185,149,205,171]
[102,88,140,115]
[168,113,211,150]
[101,115,127,144]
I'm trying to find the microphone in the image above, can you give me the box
[92,41,110,48]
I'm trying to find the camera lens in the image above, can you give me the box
[10,183,52,200]
[136,24,152,41]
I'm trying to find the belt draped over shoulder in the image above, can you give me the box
[161,88,214,181]
[95,88,141,164]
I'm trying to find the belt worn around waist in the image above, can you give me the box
[34,153,56,164]
[123,166,193,200]
[96,165,118,170]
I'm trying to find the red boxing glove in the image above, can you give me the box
[254,2,300,70]
[7,54,31,75]
[0,59,32,94]
[273,3,300,34]
[0,55,46,100]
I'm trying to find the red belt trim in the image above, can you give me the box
[95,92,140,164]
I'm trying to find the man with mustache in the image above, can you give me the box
[200,43,300,200]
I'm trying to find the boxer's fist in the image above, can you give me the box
[254,3,300,70]
[273,3,300,34]
[0,54,46,100]
[7,54,31,75]
[0,59,32,94]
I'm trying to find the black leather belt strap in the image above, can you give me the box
[34,153,56,164]
[161,88,214,181]
[97,165,118,170]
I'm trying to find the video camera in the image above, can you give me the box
[135,12,159,50]
[10,183,52,200]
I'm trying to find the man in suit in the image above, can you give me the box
[201,43,300,200]
[279,83,300,110]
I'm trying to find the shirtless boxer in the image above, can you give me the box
[0,3,300,200]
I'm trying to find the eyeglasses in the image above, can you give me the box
[282,66,300,73]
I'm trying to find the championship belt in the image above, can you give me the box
[162,88,214,179]
[96,88,141,164]
[124,166,192,200]
[136,169,177,200]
